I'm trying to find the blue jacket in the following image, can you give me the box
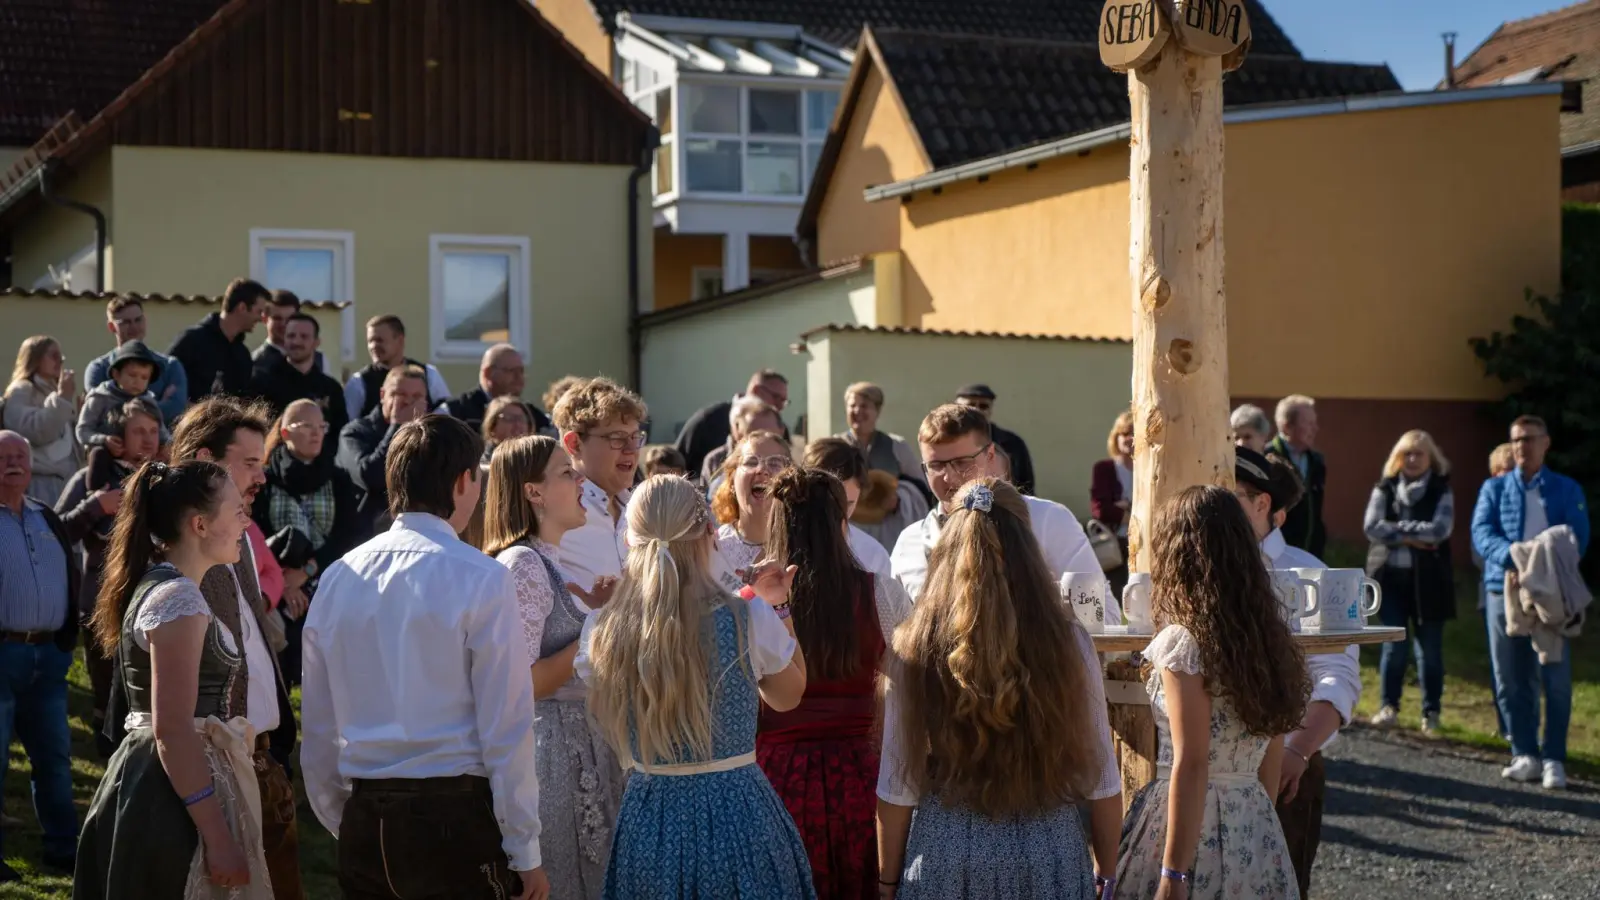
[86,347,189,425]
[1471,468,1590,592]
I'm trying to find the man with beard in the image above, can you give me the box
[249,314,349,454]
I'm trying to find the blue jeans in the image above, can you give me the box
[1485,592,1572,762]
[0,642,78,858]
[1377,596,1445,716]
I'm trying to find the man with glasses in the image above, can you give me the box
[890,404,1098,600]
[954,384,1034,496]
[553,377,649,595]
[1472,414,1590,791]
[85,297,189,425]
[673,369,790,475]
[443,344,554,436]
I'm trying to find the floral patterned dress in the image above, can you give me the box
[497,540,626,900]
[1115,625,1299,899]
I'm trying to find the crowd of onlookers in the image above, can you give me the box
[0,277,1589,896]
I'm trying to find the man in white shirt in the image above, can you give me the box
[891,404,1099,599]
[303,414,548,900]
[341,314,452,419]
[553,378,648,595]
[1233,445,1359,900]
[165,396,304,900]
[802,436,895,582]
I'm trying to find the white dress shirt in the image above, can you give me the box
[301,514,542,870]
[891,495,1101,601]
[233,539,280,734]
[558,479,630,595]
[848,524,894,583]
[1261,528,1361,750]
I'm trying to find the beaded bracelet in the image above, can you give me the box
[182,784,216,807]
[772,602,793,620]
[1160,866,1192,883]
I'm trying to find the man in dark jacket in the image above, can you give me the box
[443,343,552,434]
[954,384,1036,496]
[674,369,789,475]
[1267,394,1327,559]
[168,277,269,401]
[338,366,430,540]
[0,430,81,878]
[253,289,325,378]
[249,314,349,452]
[342,314,450,419]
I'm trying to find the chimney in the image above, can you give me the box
[1443,32,1458,88]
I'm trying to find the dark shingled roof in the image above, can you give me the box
[589,0,1303,58]
[0,0,231,147]
[873,31,1402,169]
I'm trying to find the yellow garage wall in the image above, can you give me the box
[815,66,930,266]
[805,328,1132,514]
[640,265,875,437]
[880,93,1561,402]
[105,146,647,395]
[0,295,344,392]
[11,155,114,290]
[533,0,614,78]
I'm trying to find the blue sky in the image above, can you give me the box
[1270,0,1569,89]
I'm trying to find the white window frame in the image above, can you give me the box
[248,228,357,362]
[428,234,532,362]
[662,78,840,200]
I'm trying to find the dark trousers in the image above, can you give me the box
[339,775,520,900]
[1275,751,1325,900]
[256,744,305,900]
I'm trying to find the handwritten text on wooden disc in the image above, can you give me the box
[1173,0,1252,57]
[1099,0,1172,72]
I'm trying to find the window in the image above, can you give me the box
[691,267,724,301]
[671,84,841,196]
[32,242,98,292]
[249,229,355,360]
[429,235,530,361]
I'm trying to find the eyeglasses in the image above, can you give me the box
[287,421,329,434]
[922,444,991,477]
[739,455,790,473]
[583,430,647,451]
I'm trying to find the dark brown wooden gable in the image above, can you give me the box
[102,0,651,166]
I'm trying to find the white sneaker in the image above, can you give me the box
[1502,755,1541,783]
[1371,705,1399,727]
[1422,713,1441,734]
[1543,761,1568,790]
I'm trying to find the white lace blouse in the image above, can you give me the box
[131,576,236,655]
[877,622,1121,806]
[715,524,764,576]
[494,540,571,663]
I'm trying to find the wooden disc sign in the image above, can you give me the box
[1174,0,1251,57]
[1099,0,1170,72]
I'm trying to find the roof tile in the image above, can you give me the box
[1452,0,1600,149]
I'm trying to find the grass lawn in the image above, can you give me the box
[0,658,339,899]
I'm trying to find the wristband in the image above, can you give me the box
[878,878,900,886]
[182,784,216,807]
[737,585,757,601]
[1094,874,1117,897]
[772,602,793,620]
[1161,867,1191,883]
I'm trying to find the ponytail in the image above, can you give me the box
[91,460,230,655]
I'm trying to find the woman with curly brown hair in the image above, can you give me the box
[877,478,1121,900]
[1116,485,1310,900]
[759,467,912,899]
[712,430,792,576]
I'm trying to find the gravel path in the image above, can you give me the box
[1315,724,1600,899]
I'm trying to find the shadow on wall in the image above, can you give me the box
[1235,395,1506,560]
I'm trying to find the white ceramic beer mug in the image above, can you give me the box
[1268,570,1319,634]
[1121,572,1155,634]
[1060,572,1112,634]
[1293,568,1382,633]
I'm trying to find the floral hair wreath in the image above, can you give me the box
[962,483,995,514]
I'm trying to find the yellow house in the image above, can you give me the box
[0,0,657,396]
[796,27,1564,543]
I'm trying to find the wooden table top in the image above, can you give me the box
[1091,625,1407,655]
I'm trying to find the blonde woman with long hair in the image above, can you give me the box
[576,474,815,899]
[1363,429,1456,733]
[485,435,625,899]
[4,335,81,503]
[878,478,1121,900]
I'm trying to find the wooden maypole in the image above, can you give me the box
[1100,0,1249,801]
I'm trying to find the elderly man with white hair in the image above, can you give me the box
[1267,394,1328,559]
[442,343,553,436]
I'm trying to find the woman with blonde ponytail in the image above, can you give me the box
[876,478,1121,900]
[76,459,274,899]
[577,474,816,899]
